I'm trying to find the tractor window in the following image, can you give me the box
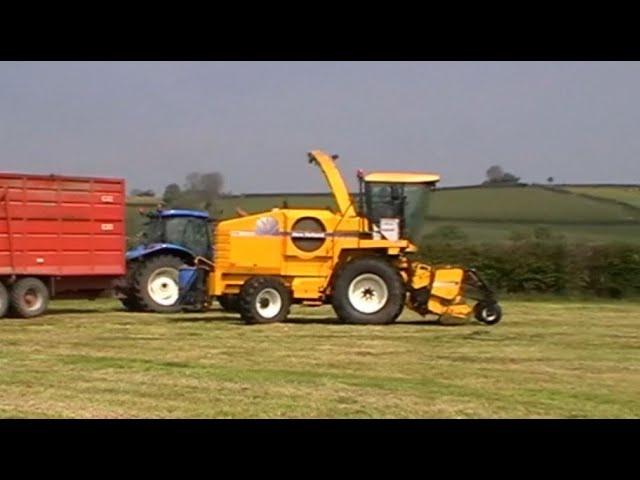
[183,218,211,258]
[163,217,210,258]
[164,217,190,246]
[142,217,166,244]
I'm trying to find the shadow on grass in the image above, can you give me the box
[284,316,460,327]
[46,308,112,315]
[168,315,244,325]
[284,316,342,325]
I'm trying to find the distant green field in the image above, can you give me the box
[125,185,640,246]
[428,187,640,223]
[212,187,640,224]
[563,186,640,209]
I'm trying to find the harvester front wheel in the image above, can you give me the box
[9,277,50,318]
[474,301,502,325]
[239,277,291,324]
[0,282,9,318]
[331,257,405,325]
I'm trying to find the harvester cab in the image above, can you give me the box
[358,171,439,244]
[179,150,502,326]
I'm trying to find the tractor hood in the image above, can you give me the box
[126,243,195,261]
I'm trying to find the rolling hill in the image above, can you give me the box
[125,184,640,246]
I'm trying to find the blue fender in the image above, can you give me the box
[126,243,196,262]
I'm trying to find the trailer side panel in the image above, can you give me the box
[0,173,126,276]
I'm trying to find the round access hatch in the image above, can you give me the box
[291,217,326,252]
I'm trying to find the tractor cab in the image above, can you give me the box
[133,209,213,259]
[358,171,440,243]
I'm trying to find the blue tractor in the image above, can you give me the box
[116,209,214,312]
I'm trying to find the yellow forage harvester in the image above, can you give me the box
[187,150,502,325]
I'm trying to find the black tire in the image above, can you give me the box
[120,296,141,311]
[116,262,142,311]
[331,256,405,325]
[474,301,502,325]
[132,255,185,313]
[218,294,239,312]
[238,277,291,324]
[0,282,9,318]
[9,277,50,318]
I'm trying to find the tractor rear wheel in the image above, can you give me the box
[331,257,405,325]
[132,255,185,313]
[0,282,9,318]
[9,277,50,318]
[117,262,142,311]
[239,277,291,324]
[120,296,141,311]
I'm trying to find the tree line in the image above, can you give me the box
[130,172,227,214]
[128,163,537,216]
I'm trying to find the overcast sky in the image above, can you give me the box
[1,61,638,194]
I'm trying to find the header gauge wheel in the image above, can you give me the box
[474,302,502,325]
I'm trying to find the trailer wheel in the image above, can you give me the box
[474,301,502,325]
[218,294,239,312]
[133,255,185,313]
[331,257,405,325]
[239,277,291,324]
[0,282,9,318]
[9,277,50,318]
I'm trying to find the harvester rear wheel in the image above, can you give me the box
[331,257,405,325]
[474,301,502,325]
[9,277,50,318]
[239,277,291,324]
[133,255,185,313]
[218,294,239,312]
[0,282,9,318]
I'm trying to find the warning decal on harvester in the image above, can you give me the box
[379,218,400,241]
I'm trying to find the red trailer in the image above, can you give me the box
[0,172,126,318]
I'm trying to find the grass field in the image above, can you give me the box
[564,186,640,209]
[421,220,640,245]
[0,299,638,418]
[428,187,640,223]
